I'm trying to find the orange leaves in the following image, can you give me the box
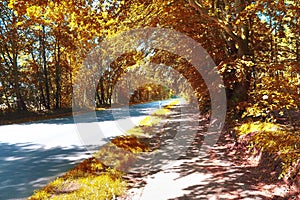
[111,135,151,153]
[69,157,107,176]
[218,58,254,90]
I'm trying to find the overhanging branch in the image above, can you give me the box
[188,0,241,43]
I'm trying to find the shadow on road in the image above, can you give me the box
[0,143,90,199]
[23,100,171,125]
[122,105,286,200]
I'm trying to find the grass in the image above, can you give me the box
[29,158,125,200]
[235,121,300,179]
[235,121,281,135]
[93,99,180,170]
[29,99,180,199]
[123,100,179,137]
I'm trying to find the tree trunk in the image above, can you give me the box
[55,36,62,109]
[231,0,252,106]
[0,68,11,111]
[1,82,12,112]
[11,30,27,111]
[12,61,27,111]
[40,26,51,110]
[100,77,105,105]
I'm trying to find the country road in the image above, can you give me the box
[0,100,175,200]
[120,104,294,200]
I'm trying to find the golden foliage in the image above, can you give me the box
[236,122,300,179]
[111,135,151,153]
[29,157,125,200]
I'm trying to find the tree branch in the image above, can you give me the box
[188,0,241,43]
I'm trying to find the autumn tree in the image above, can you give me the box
[0,0,30,111]
[1,0,299,187]
[7,0,94,110]
[3,0,298,117]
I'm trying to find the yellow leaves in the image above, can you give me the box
[225,5,230,11]
[69,12,78,30]
[26,5,43,19]
[127,99,178,135]
[219,58,255,88]
[30,158,125,200]
[236,62,299,179]
[48,1,55,8]
[15,21,23,27]
[69,21,77,31]
[32,25,42,30]
[236,121,300,179]
[44,4,63,22]
[242,106,264,118]
[8,0,15,9]
[105,18,116,27]
[236,122,280,136]
[139,116,161,126]
[102,11,108,19]
[14,0,73,26]
[244,2,256,12]
[241,61,299,121]
[235,117,300,176]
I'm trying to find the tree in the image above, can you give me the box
[0,0,28,111]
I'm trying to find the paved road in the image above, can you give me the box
[0,100,174,200]
[124,105,291,200]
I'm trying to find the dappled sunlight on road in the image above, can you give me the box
[0,142,90,199]
[123,104,290,200]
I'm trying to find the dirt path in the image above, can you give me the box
[119,105,298,200]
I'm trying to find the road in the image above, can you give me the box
[123,105,291,200]
[0,100,174,200]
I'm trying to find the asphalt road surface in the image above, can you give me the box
[0,100,174,200]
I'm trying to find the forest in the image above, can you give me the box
[0,0,299,195]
